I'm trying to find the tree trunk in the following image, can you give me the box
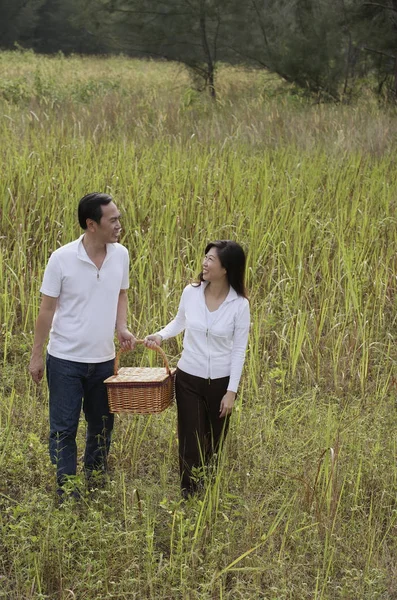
[394,56,397,100]
[208,62,216,99]
[199,1,216,100]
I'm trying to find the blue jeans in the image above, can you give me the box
[46,354,114,487]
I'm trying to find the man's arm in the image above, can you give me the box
[29,294,58,384]
[116,289,136,350]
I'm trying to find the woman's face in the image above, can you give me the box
[202,247,227,283]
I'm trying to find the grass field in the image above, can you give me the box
[1,50,397,599]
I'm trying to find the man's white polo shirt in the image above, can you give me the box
[40,235,129,363]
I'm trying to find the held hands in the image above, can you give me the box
[219,390,236,418]
[117,329,137,351]
[144,334,162,350]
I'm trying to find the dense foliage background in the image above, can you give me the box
[2,0,397,100]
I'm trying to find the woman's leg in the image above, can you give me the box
[204,376,230,461]
[175,369,207,496]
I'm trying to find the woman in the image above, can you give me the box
[145,240,250,498]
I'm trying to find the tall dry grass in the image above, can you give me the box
[1,51,397,599]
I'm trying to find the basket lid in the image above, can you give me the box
[104,366,175,384]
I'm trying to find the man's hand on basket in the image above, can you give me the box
[144,334,162,350]
[117,329,137,351]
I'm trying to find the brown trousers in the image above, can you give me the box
[175,368,230,494]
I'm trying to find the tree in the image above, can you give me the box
[0,0,45,49]
[83,0,239,98]
[224,0,360,100]
[3,0,397,103]
[359,0,397,98]
[34,0,111,54]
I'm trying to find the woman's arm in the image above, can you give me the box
[227,300,251,393]
[144,286,188,348]
[219,300,250,417]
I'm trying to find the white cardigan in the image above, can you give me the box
[157,283,250,393]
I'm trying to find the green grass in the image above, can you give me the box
[1,50,397,599]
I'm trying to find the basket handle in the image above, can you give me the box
[114,339,171,376]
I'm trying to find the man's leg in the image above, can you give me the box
[175,369,207,497]
[82,360,114,479]
[46,354,84,493]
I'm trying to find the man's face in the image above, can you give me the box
[95,201,122,244]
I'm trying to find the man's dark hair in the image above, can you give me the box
[78,192,113,230]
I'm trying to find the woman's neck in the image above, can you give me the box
[205,279,229,299]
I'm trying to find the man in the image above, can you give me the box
[29,192,136,498]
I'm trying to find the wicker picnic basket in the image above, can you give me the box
[105,340,176,414]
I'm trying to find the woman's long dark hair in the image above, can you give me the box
[196,240,248,298]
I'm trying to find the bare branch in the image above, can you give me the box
[363,46,396,59]
[362,2,397,12]
[224,43,271,70]
[108,8,194,16]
